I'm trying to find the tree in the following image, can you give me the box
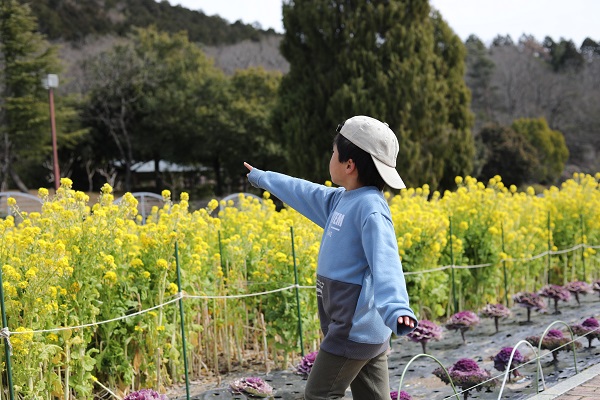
[82,26,225,192]
[177,67,283,196]
[273,0,473,191]
[429,10,474,190]
[543,37,585,72]
[511,117,569,184]
[465,35,496,128]
[82,44,149,191]
[476,123,537,187]
[227,67,284,191]
[132,27,224,192]
[580,38,600,61]
[0,0,81,191]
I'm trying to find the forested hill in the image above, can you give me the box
[20,0,275,45]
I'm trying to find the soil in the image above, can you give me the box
[167,293,600,400]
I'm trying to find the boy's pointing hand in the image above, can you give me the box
[398,315,415,328]
[244,162,253,174]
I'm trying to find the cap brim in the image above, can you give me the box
[372,157,406,189]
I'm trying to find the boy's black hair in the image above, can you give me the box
[333,131,386,191]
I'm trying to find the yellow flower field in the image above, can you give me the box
[0,173,598,398]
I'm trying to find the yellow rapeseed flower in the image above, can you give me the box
[38,188,49,198]
[156,259,169,270]
[100,183,113,194]
[103,271,117,284]
[60,177,73,189]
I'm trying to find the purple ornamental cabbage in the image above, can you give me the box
[492,347,527,378]
[123,389,168,400]
[406,320,443,354]
[445,311,480,344]
[295,351,318,378]
[525,329,581,363]
[512,292,547,324]
[480,303,512,333]
[230,377,274,398]
[538,284,571,314]
[565,281,593,305]
[389,390,412,400]
[433,358,496,400]
[571,317,600,348]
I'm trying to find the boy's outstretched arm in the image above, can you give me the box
[242,161,340,229]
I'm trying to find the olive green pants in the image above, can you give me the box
[304,349,390,400]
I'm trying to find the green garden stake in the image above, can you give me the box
[0,266,14,400]
[547,212,552,284]
[218,230,227,279]
[501,222,509,307]
[449,216,458,314]
[580,214,586,280]
[174,240,190,400]
[290,227,305,356]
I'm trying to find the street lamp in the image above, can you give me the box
[42,74,60,191]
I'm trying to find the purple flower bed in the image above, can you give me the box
[480,303,512,333]
[513,292,547,323]
[433,358,496,400]
[571,317,600,348]
[492,347,527,378]
[526,329,581,363]
[389,390,412,400]
[406,319,443,353]
[565,281,593,305]
[445,311,480,343]
[539,285,571,314]
[230,377,274,397]
[295,351,318,378]
[123,389,168,400]
[593,279,600,296]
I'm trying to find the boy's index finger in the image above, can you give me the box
[244,162,253,171]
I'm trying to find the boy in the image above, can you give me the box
[244,115,417,399]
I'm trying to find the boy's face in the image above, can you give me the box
[329,144,347,187]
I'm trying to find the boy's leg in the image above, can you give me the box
[349,350,390,400]
[304,350,370,399]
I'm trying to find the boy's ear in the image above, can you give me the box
[346,159,356,174]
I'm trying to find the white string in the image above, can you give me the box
[10,295,182,335]
[404,265,450,275]
[0,327,12,353]
[454,262,494,269]
[184,284,314,300]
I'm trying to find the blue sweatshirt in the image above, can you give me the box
[248,168,417,360]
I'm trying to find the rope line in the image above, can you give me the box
[184,284,315,300]
[9,295,182,335]
[0,327,12,354]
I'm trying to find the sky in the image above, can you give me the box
[165,0,598,46]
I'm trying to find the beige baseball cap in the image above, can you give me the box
[338,115,406,189]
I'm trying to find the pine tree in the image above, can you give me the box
[272,0,474,190]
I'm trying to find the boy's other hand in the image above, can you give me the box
[244,162,253,174]
[398,315,415,328]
